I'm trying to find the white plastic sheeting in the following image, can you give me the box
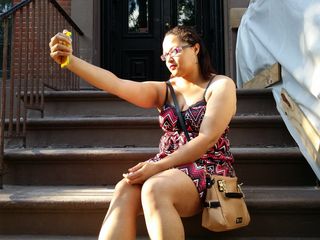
[236,0,320,179]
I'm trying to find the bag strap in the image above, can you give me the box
[166,81,191,142]
[225,192,244,198]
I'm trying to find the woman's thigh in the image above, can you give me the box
[142,168,201,217]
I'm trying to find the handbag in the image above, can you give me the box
[167,81,250,232]
[202,174,250,231]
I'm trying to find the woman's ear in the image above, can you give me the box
[193,43,200,55]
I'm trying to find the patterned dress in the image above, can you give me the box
[148,82,236,201]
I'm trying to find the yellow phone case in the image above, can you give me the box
[61,31,72,68]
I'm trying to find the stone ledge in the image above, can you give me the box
[1,185,319,210]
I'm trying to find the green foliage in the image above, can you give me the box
[177,0,195,26]
[0,0,12,13]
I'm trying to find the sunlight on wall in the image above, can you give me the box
[298,3,320,99]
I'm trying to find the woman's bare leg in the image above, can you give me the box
[98,179,142,240]
[141,169,201,240]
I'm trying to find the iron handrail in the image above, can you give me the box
[48,0,83,36]
[0,0,84,188]
[0,0,83,36]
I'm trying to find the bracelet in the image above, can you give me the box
[61,31,72,68]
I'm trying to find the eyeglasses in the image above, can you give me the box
[160,45,191,61]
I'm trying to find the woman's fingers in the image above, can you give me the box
[49,32,71,48]
[123,162,146,184]
[128,162,144,173]
[51,43,72,53]
[123,170,142,181]
[124,171,144,185]
[50,50,69,59]
[49,46,71,64]
[49,31,73,64]
[124,162,144,180]
[123,161,161,185]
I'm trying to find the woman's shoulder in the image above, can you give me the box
[205,75,236,100]
[208,75,236,90]
[211,74,235,84]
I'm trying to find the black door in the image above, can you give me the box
[101,0,224,81]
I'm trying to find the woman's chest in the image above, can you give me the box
[159,104,206,132]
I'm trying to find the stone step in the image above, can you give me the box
[27,91,157,118]
[23,115,296,148]
[27,89,278,118]
[0,185,319,238]
[3,147,316,186]
[0,237,96,240]
[236,89,278,116]
[0,236,319,240]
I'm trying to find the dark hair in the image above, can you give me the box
[165,26,216,80]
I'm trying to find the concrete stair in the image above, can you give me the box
[1,237,319,240]
[22,89,294,148]
[3,147,315,186]
[1,89,320,239]
[24,115,296,148]
[27,89,278,118]
[1,185,319,238]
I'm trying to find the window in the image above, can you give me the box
[177,0,195,26]
[128,0,149,33]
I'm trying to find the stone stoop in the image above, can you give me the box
[0,185,319,238]
[3,147,316,186]
[23,115,296,148]
[1,237,319,240]
[27,89,278,118]
[1,89,320,239]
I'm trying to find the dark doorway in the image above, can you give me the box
[101,0,224,81]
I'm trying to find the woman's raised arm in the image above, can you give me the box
[49,31,165,109]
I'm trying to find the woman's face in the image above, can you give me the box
[162,34,199,78]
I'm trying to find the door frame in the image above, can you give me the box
[93,0,101,66]
[100,0,225,76]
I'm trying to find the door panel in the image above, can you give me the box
[118,0,161,81]
[123,50,154,81]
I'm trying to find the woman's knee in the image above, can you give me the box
[113,179,142,202]
[141,177,172,208]
[141,169,185,203]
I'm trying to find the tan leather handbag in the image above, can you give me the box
[202,175,250,232]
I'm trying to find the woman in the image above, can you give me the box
[49,26,236,240]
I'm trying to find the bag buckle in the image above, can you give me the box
[217,180,226,192]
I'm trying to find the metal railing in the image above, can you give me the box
[0,0,84,188]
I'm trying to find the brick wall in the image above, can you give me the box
[56,0,71,15]
[11,0,73,91]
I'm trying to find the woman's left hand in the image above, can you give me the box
[123,161,162,184]
[49,30,73,65]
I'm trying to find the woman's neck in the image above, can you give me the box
[175,73,207,88]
